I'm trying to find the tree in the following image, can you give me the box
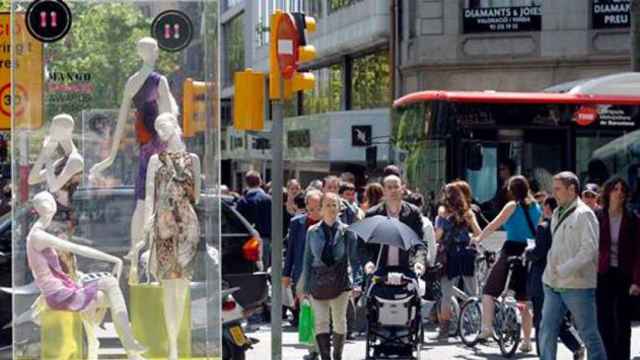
[44,3,178,120]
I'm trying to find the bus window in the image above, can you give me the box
[521,130,567,194]
[577,132,629,186]
[581,130,640,203]
[466,145,497,203]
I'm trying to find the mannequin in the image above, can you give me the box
[143,112,200,360]
[28,113,84,278]
[27,191,146,360]
[89,37,179,283]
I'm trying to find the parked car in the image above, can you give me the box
[1,187,267,358]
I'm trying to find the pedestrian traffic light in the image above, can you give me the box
[183,78,213,138]
[269,10,316,100]
[234,69,266,131]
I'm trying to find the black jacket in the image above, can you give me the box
[526,218,552,299]
[236,188,273,239]
[364,201,427,269]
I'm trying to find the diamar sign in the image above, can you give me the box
[0,13,44,130]
[592,0,630,29]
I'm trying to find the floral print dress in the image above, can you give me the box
[150,151,199,280]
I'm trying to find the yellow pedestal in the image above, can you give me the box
[130,283,192,359]
[41,310,84,360]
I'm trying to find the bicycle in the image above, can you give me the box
[422,265,462,337]
[475,247,496,293]
[458,255,524,358]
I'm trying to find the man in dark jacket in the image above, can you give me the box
[364,175,427,269]
[236,170,273,269]
[526,196,584,359]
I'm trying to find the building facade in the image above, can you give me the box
[220,0,393,190]
[397,0,631,96]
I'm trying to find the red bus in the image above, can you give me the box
[392,73,640,219]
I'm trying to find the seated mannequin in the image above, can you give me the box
[27,191,147,360]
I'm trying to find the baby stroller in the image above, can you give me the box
[365,266,422,360]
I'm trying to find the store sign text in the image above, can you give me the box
[593,0,630,29]
[463,6,541,33]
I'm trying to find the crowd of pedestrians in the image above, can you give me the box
[225,164,640,360]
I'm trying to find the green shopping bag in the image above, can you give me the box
[298,299,315,345]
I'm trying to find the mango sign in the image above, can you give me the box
[0,13,43,130]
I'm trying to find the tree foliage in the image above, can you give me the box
[44,2,179,120]
[303,64,342,115]
[352,51,390,110]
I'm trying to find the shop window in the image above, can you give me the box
[351,51,390,110]
[329,0,364,14]
[302,64,343,115]
[223,14,245,87]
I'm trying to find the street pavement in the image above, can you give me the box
[245,321,640,360]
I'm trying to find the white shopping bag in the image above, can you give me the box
[283,285,295,308]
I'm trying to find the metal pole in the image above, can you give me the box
[271,76,285,360]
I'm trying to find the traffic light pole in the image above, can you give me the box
[271,76,285,360]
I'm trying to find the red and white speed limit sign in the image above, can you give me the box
[0,83,28,118]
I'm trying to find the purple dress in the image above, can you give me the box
[132,72,167,200]
[27,233,98,311]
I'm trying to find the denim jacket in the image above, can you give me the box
[301,219,363,294]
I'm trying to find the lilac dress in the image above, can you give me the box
[132,72,167,201]
[27,228,98,311]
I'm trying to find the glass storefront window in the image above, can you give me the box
[303,64,343,115]
[11,2,221,359]
[329,0,364,13]
[223,13,245,87]
[352,51,390,110]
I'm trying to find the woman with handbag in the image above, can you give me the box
[433,183,481,340]
[473,175,541,353]
[300,192,363,360]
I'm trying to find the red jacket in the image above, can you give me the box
[597,209,640,285]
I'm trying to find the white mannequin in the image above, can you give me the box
[28,191,146,360]
[89,37,179,283]
[28,114,83,198]
[27,114,106,358]
[143,113,200,360]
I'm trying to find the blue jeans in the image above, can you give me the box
[540,286,606,360]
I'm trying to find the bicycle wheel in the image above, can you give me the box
[458,297,482,347]
[496,304,521,358]
[449,296,460,337]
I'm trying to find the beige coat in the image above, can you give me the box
[542,198,600,289]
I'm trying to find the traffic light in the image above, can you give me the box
[269,10,316,100]
[183,78,214,138]
[234,69,266,131]
[291,12,316,93]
